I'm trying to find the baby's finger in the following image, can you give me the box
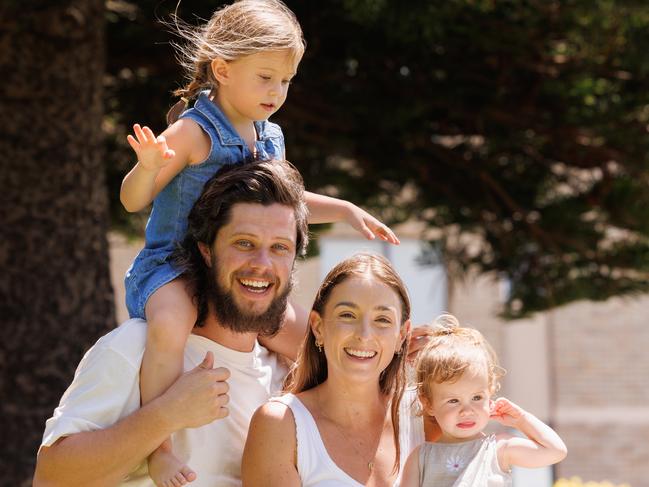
[164,149,176,159]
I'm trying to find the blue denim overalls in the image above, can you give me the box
[125,91,285,318]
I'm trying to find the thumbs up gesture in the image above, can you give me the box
[159,352,231,430]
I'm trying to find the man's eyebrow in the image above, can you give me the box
[231,232,295,244]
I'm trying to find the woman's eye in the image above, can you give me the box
[282,79,291,85]
[375,316,393,325]
[448,399,458,404]
[259,75,271,81]
[339,312,355,319]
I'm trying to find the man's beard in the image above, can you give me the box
[206,254,293,337]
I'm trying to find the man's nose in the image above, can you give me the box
[250,248,272,269]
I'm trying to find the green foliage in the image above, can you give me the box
[105,0,649,318]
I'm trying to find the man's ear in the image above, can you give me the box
[197,242,212,267]
[211,58,230,86]
[309,311,324,342]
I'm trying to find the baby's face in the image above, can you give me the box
[425,370,492,443]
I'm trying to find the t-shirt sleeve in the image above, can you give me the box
[41,345,141,448]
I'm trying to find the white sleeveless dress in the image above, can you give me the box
[418,434,512,487]
[272,390,423,486]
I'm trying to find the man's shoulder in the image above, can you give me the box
[86,319,148,368]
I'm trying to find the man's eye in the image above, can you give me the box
[236,240,253,248]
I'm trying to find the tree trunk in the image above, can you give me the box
[0,1,115,484]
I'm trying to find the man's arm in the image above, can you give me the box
[34,352,230,486]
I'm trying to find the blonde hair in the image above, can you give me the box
[415,314,505,405]
[167,0,305,123]
[284,253,411,473]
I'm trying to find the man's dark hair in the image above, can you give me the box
[173,159,309,327]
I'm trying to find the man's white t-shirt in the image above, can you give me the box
[41,318,287,486]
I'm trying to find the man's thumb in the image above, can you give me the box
[198,351,214,370]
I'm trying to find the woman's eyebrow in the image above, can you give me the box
[334,302,359,309]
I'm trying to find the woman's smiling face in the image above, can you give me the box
[312,275,408,383]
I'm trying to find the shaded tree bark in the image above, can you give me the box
[0,1,115,484]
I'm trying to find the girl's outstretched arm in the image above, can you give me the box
[120,119,208,212]
[492,397,567,471]
[304,191,400,244]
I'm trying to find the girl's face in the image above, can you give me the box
[213,49,298,125]
[311,275,409,385]
[423,370,492,443]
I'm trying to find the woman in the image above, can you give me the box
[242,253,423,486]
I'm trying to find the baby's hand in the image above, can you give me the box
[345,204,400,245]
[490,397,527,428]
[126,123,176,172]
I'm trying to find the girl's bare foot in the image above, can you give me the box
[148,447,196,487]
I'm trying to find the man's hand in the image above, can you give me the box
[159,352,231,430]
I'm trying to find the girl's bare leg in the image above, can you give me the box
[141,278,197,486]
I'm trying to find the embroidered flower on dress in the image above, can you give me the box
[446,454,465,473]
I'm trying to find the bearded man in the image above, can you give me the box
[34,159,309,486]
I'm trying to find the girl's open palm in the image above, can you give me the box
[126,123,175,171]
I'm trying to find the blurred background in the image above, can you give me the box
[2,0,648,485]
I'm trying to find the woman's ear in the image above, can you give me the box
[309,311,324,342]
[197,242,212,267]
[211,58,230,86]
[398,319,412,352]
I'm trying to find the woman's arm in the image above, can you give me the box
[242,401,301,487]
[492,397,567,471]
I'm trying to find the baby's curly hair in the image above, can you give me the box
[415,314,505,405]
